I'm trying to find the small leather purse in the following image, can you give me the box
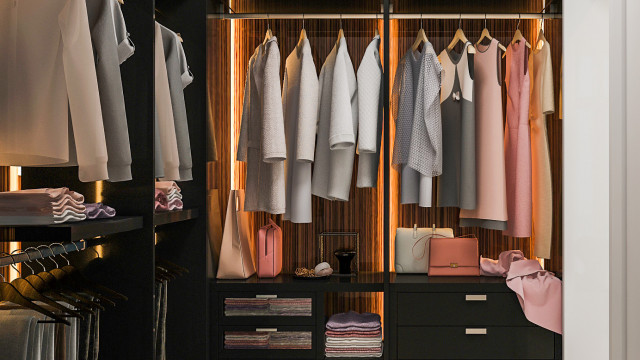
[256,218,283,278]
[428,235,480,276]
[395,225,454,273]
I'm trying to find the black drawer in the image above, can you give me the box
[397,292,532,326]
[397,326,555,359]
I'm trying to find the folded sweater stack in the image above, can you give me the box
[224,331,312,350]
[0,188,86,225]
[155,181,183,211]
[325,311,383,358]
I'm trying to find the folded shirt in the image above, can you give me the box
[155,181,181,195]
[155,198,183,212]
[166,188,182,201]
[0,188,86,224]
[326,311,381,331]
[84,203,116,219]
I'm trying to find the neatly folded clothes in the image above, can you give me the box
[326,330,382,337]
[166,188,182,201]
[155,181,181,195]
[84,203,116,219]
[326,311,381,331]
[0,188,86,225]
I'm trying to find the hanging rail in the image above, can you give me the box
[0,240,86,268]
[208,13,562,20]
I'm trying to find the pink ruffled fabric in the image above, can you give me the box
[481,250,562,334]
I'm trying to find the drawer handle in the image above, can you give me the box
[256,328,278,332]
[465,328,487,335]
[255,294,278,299]
[465,294,487,301]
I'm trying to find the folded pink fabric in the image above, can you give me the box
[155,181,181,195]
[155,198,183,212]
[506,259,562,334]
[480,250,525,276]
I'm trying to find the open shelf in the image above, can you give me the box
[212,272,385,293]
[154,208,199,227]
[8,216,144,242]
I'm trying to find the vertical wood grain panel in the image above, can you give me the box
[207,17,385,318]
[0,167,12,280]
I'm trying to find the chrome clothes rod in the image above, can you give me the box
[208,13,562,20]
[0,240,86,268]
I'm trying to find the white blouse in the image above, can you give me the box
[356,35,383,188]
[237,37,287,214]
[282,37,319,223]
[0,0,108,182]
[312,37,358,201]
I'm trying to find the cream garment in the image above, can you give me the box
[155,22,180,180]
[312,37,358,201]
[282,37,318,223]
[356,35,383,188]
[391,45,440,207]
[529,38,555,259]
[237,37,287,214]
[160,24,194,181]
[0,0,108,182]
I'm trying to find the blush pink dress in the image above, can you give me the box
[503,42,532,238]
[459,39,508,230]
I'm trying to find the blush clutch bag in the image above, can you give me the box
[428,235,480,276]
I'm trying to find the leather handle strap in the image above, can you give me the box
[411,232,452,260]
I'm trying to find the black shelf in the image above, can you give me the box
[212,272,385,293]
[154,208,199,227]
[10,216,143,242]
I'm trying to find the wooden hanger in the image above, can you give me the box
[176,33,184,43]
[117,0,124,4]
[447,15,475,54]
[535,15,547,51]
[337,14,344,42]
[263,14,273,45]
[299,14,307,41]
[503,14,531,58]
[411,14,428,52]
[475,14,507,52]
[0,254,70,325]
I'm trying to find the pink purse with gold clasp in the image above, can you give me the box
[257,219,282,278]
[428,235,480,276]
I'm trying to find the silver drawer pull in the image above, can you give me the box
[255,294,277,299]
[465,294,487,301]
[465,328,487,335]
[256,328,278,332]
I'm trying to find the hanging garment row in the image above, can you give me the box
[0,242,127,360]
[393,20,556,259]
[239,19,556,259]
[238,23,383,223]
[0,0,194,183]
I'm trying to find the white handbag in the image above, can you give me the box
[395,225,454,273]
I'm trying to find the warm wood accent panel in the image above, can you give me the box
[389,18,562,273]
[207,17,385,318]
[229,0,381,13]
[0,167,11,280]
[392,0,544,13]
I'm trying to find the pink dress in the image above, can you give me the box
[504,42,532,237]
[459,39,508,229]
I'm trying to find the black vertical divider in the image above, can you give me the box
[154,0,208,359]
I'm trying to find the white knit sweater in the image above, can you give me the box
[311,37,358,201]
[282,36,319,223]
[237,37,287,214]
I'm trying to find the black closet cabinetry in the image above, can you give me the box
[389,275,562,360]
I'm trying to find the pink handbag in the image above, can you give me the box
[256,218,282,278]
[216,190,255,279]
[428,235,480,276]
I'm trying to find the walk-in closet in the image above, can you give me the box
[4,0,626,359]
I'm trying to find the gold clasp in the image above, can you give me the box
[450,263,458,268]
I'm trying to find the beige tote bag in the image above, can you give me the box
[216,190,255,279]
